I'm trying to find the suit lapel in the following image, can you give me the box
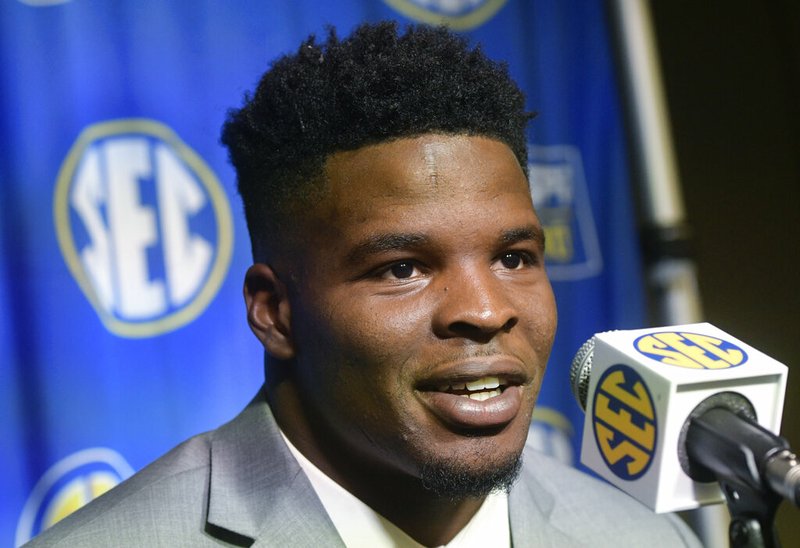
[508,450,577,547]
[206,388,344,547]
[204,391,581,547]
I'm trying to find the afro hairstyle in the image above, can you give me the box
[221,20,535,261]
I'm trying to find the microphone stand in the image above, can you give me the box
[686,405,800,548]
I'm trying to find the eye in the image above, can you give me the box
[390,262,415,278]
[495,251,538,271]
[499,252,524,269]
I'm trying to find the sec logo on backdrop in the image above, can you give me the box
[592,364,657,481]
[634,331,748,370]
[54,119,233,338]
[16,448,134,545]
[529,406,574,466]
[383,0,508,30]
[528,144,603,281]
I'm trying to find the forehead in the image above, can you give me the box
[276,134,540,277]
[319,134,534,221]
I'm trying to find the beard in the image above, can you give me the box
[418,450,523,500]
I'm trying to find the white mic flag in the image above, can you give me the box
[570,322,789,513]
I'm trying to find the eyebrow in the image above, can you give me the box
[501,225,546,249]
[346,233,430,264]
[346,225,545,265]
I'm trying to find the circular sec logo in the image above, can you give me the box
[592,364,657,481]
[16,448,134,545]
[54,119,233,338]
[529,406,575,466]
[383,0,508,30]
[634,331,748,369]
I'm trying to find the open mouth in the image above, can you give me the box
[418,371,525,429]
[436,375,506,401]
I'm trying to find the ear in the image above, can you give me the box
[244,263,295,361]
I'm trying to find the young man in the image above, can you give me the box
[27,22,699,547]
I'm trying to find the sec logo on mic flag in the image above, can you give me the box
[592,364,657,481]
[634,331,748,370]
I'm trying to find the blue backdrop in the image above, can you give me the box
[0,1,645,545]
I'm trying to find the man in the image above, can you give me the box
[27,22,700,547]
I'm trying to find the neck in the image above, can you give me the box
[267,376,486,546]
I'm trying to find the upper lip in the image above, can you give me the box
[415,357,529,392]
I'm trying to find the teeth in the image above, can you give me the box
[469,389,501,401]
[438,376,505,403]
[466,376,500,391]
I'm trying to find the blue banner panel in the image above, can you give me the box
[0,1,644,544]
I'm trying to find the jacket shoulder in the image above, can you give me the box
[24,433,216,547]
[511,449,702,547]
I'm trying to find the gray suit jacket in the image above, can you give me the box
[26,388,700,547]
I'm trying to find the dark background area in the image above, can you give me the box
[650,2,800,544]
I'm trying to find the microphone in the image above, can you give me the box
[569,322,798,514]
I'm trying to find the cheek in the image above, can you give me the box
[330,292,435,363]
[518,282,557,339]
[297,297,427,397]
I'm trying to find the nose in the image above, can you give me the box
[432,266,518,342]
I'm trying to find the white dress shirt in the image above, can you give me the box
[281,432,511,548]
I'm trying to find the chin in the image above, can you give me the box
[418,447,524,499]
[413,428,528,500]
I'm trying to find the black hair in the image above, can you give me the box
[221,20,534,260]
